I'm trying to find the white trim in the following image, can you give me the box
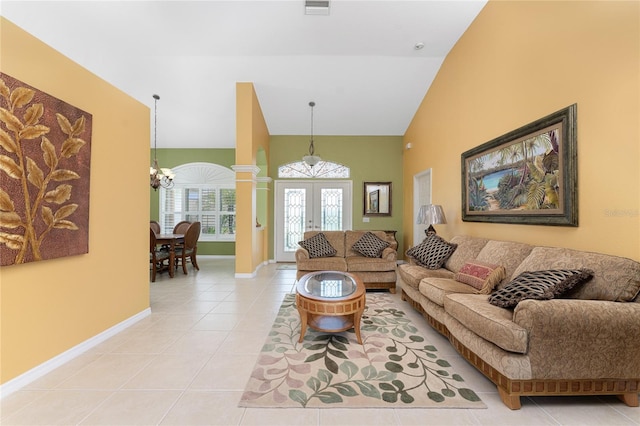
[413,168,433,246]
[172,162,234,184]
[235,272,256,278]
[234,260,268,278]
[0,308,151,399]
[231,165,261,175]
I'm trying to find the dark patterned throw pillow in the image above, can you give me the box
[406,234,457,270]
[352,232,390,258]
[488,269,594,309]
[298,233,337,258]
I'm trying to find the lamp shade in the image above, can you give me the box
[428,204,447,225]
[416,205,430,224]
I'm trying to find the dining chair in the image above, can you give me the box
[173,220,191,234]
[150,227,170,282]
[175,221,201,274]
[150,220,161,235]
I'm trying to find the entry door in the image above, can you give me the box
[275,180,352,262]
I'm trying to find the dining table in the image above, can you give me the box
[155,233,185,278]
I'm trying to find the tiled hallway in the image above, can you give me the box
[1,257,638,425]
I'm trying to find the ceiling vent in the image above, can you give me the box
[305,0,330,15]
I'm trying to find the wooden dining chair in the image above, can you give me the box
[150,227,170,282]
[175,221,201,274]
[150,220,161,235]
[173,220,191,234]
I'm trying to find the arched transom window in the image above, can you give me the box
[159,162,236,241]
[278,160,350,178]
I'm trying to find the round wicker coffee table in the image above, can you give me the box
[295,271,366,344]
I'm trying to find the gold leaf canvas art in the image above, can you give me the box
[0,73,92,266]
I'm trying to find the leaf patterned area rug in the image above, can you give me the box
[239,293,486,409]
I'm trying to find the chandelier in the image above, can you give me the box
[302,101,321,167]
[150,94,174,190]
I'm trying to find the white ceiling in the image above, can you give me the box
[2,0,487,149]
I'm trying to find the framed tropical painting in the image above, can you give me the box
[461,104,577,226]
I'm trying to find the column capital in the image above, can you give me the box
[231,165,261,176]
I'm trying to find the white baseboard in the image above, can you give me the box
[0,307,151,399]
[235,260,269,278]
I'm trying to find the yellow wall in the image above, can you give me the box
[403,0,639,261]
[0,18,150,384]
[235,83,270,274]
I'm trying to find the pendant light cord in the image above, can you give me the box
[308,101,315,155]
[153,94,160,160]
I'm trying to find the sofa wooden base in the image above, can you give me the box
[365,281,396,293]
[400,292,640,410]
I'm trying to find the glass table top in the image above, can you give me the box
[299,271,357,298]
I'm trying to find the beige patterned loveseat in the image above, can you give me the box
[398,235,640,409]
[295,230,398,292]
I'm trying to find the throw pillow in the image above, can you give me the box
[488,269,594,309]
[351,232,390,258]
[298,233,337,258]
[406,234,457,270]
[454,260,506,294]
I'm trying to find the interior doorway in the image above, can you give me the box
[274,180,352,262]
[413,169,432,246]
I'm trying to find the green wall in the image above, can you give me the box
[268,135,404,259]
[151,136,405,259]
[150,148,236,255]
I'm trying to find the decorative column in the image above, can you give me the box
[232,165,261,276]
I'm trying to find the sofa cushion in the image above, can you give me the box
[298,232,337,258]
[488,269,594,309]
[296,257,348,273]
[406,234,457,270]
[346,256,396,272]
[351,232,390,258]
[444,293,529,354]
[455,260,506,294]
[420,277,477,307]
[397,264,454,290]
[512,246,640,302]
[444,236,490,273]
[475,240,534,289]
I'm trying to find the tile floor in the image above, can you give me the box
[1,257,639,425]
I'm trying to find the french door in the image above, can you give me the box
[275,180,352,261]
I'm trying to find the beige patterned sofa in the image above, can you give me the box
[398,235,640,409]
[295,230,398,292]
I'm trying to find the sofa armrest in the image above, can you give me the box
[513,299,640,379]
[295,248,310,262]
[381,247,397,261]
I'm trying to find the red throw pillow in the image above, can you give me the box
[454,260,506,294]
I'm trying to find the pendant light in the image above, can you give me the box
[302,101,321,167]
[149,94,175,190]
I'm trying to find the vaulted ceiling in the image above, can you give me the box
[2,1,487,148]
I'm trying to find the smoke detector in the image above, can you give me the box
[305,0,330,15]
